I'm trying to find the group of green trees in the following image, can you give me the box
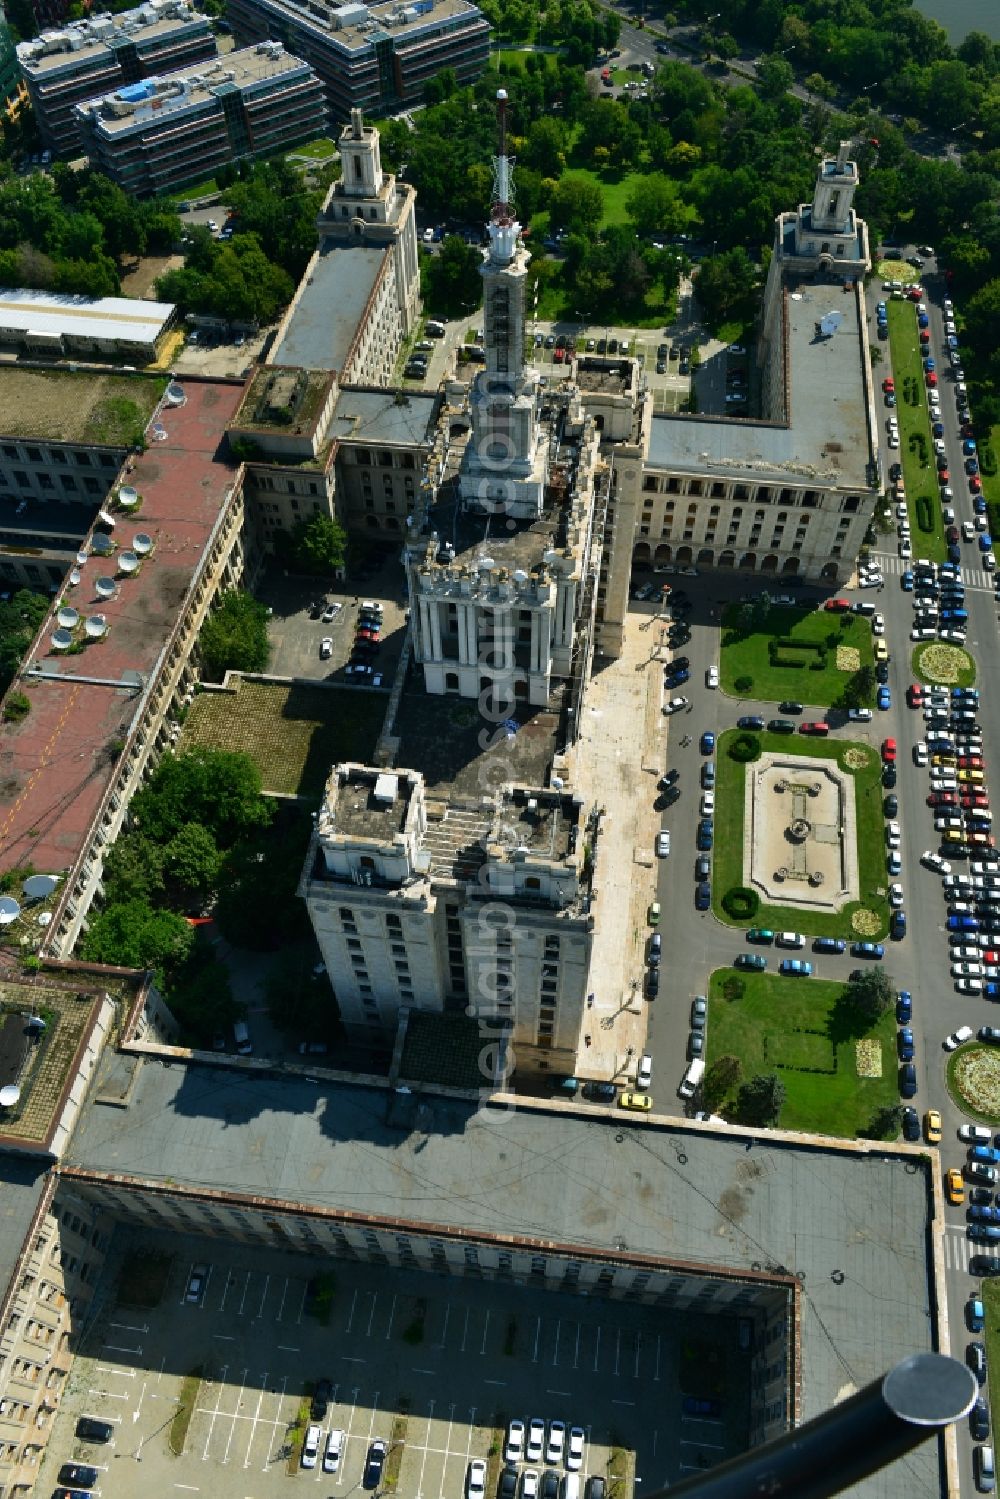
[80,748,311,1044]
[0,589,47,699]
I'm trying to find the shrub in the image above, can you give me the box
[915,494,933,533]
[721,976,745,1002]
[734,675,753,692]
[2,691,30,723]
[722,886,759,920]
[729,733,760,762]
[980,440,997,478]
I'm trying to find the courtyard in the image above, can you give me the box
[713,730,889,939]
[40,1232,754,1498]
[706,968,900,1137]
[719,603,875,706]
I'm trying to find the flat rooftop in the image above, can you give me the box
[232,365,334,436]
[0,497,98,545]
[245,0,487,56]
[18,3,210,77]
[497,787,577,859]
[0,1159,47,1303]
[327,766,414,841]
[647,276,873,491]
[327,385,439,447]
[0,368,165,444]
[0,378,244,875]
[63,1057,941,1498]
[81,45,313,135]
[0,290,174,346]
[270,243,385,372]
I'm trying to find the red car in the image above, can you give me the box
[939,469,950,484]
[907,684,924,707]
[824,598,852,612]
[926,371,938,387]
[882,378,894,392]
[959,757,984,769]
[908,287,923,301]
[984,952,1000,966]
[554,347,565,363]
[928,792,959,806]
[882,738,897,763]
[971,477,982,492]
[799,721,829,735]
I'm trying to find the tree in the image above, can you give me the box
[163,823,222,906]
[198,588,271,680]
[703,1054,742,1112]
[846,967,894,1025]
[549,173,605,236]
[129,747,271,849]
[869,1103,902,1139]
[842,663,876,708]
[734,1072,785,1127]
[215,812,312,950]
[80,899,194,973]
[625,173,685,237]
[102,832,167,908]
[756,56,795,99]
[288,513,348,576]
[424,235,482,317]
[163,946,237,1044]
[0,588,48,696]
[694,247,758,329]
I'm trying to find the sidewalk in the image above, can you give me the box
[567,606,670,1086]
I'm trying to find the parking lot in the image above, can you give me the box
[45,1233,750,1498]
[257,563,408,685]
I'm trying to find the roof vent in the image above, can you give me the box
[373,772,398,805]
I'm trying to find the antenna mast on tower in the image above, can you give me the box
[488,88,519,261]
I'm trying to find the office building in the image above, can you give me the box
[17,0,216,155]
[226,0,490,119]
[75,43,326,197]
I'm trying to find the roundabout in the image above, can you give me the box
[948,1045,1000,1123]
[912,640,976,687]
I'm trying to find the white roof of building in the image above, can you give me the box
[0,289,174,344]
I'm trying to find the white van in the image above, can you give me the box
[302,1425,321,1469]
[560,1476,580,1499]
[360,599,383,617]
[233,1020,252,1055]
[975,1444,995,1493]
[678,1058,705,1099]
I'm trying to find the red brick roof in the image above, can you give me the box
[0,378,245,879]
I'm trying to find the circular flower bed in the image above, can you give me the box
[851,906,882,935]
[842,746,870,771]
[951,1047,1000,1120]
[914,642,975,686]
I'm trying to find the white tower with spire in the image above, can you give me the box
[459,89,547,519]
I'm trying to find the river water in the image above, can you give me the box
[912,0,1000,45]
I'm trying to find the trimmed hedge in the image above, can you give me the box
[722,886,759,920]
[729,733,761,763]
[915,493,933,533]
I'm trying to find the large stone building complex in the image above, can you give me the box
[17,0,217,155]
[226,0,490,119]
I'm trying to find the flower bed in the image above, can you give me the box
[951,1047,1000,1120]
[856,1039,883,1078]
[836,645,861,672]
[851,908,882,935]
[913,642,976,687]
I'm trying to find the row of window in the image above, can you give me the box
[1,444,117,467]
[641,476,863,513]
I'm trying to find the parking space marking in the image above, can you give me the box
[254,1275,270,1321]
[200,1363,229,1461]
[480,1310,490,1355]
[552,1320,561,1366]
[653,1336,661,1382]
[222,1368,248,1464]
[573,1324,581,1369]
[547,1390,571,1398]
[277,1345,299,1353]
[483,1379,506,1386]
[414,1397,435,1499]
[237,1272,252,1317]
[365,1292,377,1339]
[275,1276,290,1322]
[385,1294,397,1340]
[105,1344,142,1355]
[460,1307,470,1353]
[532,1317,541,1363]
[592,1325,601,1372]
[242,1373,269,1469]
[109,1321,147,1333]
[296,1281,309,1324]
[611,1399,636,1407]
[88,1388,129,1401]
[219,1273,235,1314]
[341,1356,366,1364]
[414,1368,437,1375]
[437,1304,450,1349]
[336,1388,359,1488]
[96,1365,134,1377]
[633,1332,641,1379]
[214,1335,235,1342]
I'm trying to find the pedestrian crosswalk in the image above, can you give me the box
[944,1226,975,1274]
[871,552,995,592]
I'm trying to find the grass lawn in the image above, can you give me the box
[719,603,875,707]
[181,680,385,797]
[912,641,976,687]
[886,299,945,562]
[712,729,890,940]
[289,135,337,159]
[982,1280,1000,1422]
[946,1046,1000,1125]
[706,968,900,1137]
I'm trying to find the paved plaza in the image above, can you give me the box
[745,753,859,911]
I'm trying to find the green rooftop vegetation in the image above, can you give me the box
[0,369,166,446]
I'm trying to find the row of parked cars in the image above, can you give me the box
[479,1418,599,1499]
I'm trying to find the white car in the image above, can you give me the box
[899,539,912,558]
[526,1420,545,1464]
[706,664,719,688]
[506,1421,525,1464]
[911,626,937,640]
[848,708,873,722]
[546,1421,566,1466]
[522,1472,540,1499]
[940,630,967,646]
[302,1425,321,1470]
[320,636,333,659]
[637,1053,652,1089]
[324,1430,345,1474]
[886,821,901,849]
[776,931,805,949]
[959,1125,993,1144]
[888,432,900,448]
[914,743,929,766]
[889,883,904,907]
[951,962,983,979]
[920,850,950,873]
[700,791,715,816]
[662,696,689,715]
[566,1429,586,1472]
[956,978,984,995]
[207,218,219,232]
[468,1460,487,1499]
[655,831,670,858]
[872,614,885,635]
[952,945,982,961]
[945,1025,974,1050]
[858,573,882,588]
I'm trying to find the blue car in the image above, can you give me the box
[949,914,980,931]
[971,1146,1000,1166]
[851,941,884,959]
[876,301,887,314]
[896,990,912,1022]
[965,440,978,455]
[891,910,906,939]
[814,936,846,954]
[779,959,813,977]
[968,459,981,475]
[917,313,929,328]
[682,1397,721,1418]
[666,667,690,684]
[969,1209,1000,1226]
[954,688,980,702]
[697,819,714,850]
[924,357,935,371]
[877,685,891,711]
[932,422,944,438]
[737,715,764,729]
[695,882,711,910]
[900,570,914,591]
[736,953,767,970]
[700,732,715,754]
[986,983,1000,1000]
[975,498,988,514]
[897,1027,915,1060]
[980,536,992,552]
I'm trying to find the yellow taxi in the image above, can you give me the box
[945,1167,965,1205]
[874,639,889,662]
[618,1092,652,1112]
[959,769,985,784]
[924,1110,942,1144]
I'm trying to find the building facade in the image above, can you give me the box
[301,765,595,1073]
[0,6,26,121]
[75,42,326,197]
[17,0,217,156]
[226,0,490,120]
